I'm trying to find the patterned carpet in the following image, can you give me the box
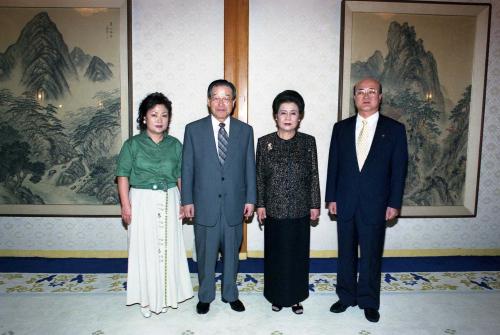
[1,271,499,294]
[1,271,500,335]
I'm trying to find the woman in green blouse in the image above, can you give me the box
[116,93,193,318]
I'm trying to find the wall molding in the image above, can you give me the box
[2,249,499,258]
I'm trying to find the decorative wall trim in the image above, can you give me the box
[2,248,498,258]
[248,249,500,258]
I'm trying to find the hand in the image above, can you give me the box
[328,202,337,215]
[184,204,195,221]
[121,204,132,225]
[179,205,186,220]
[385,207,399,221]
[310,208,320,221]
[243,203,255,218]
[257,207,266,226]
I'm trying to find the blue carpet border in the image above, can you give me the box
[1,256,500,273]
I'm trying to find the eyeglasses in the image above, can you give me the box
[210,96,233,104]
[354,88,379,97]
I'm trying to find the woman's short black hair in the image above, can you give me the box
[272,90,305,119]
[136,92,172,130]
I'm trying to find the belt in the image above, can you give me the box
[132,182,176,191]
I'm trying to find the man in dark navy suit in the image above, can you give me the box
[326,77,408,322]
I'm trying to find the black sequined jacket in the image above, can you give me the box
[256,132,321,219]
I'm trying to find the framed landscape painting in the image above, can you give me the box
[0,0,130,216]
[340,1,490,217]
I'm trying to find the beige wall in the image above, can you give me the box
[247,0,340,255]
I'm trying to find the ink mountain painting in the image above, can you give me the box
[350,19,476,207]
[0,8,122,208]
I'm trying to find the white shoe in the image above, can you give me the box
[141,307,151,318]
[161,307,168,313]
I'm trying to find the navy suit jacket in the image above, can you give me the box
[181,116,256,227]
[325,114,408,224]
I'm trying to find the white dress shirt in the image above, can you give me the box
[355,111,379,154]
[211,115,231,153]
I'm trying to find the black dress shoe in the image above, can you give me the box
[196,301,210,314]
[330,300,349,313]
[364,308,380,323]
[223,299,245,312]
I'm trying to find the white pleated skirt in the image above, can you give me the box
[126,187,193,313]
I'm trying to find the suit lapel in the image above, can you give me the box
[223,117,240,169]
[203,116,221,167]
[345,116,359,170]
[363,115,386,170]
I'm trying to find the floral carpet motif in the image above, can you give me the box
[0,271,498,294]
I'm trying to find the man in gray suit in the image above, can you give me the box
[182,79,256,314]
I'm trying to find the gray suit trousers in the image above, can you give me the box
[194,212,243,303]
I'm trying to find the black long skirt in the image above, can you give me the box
[263,215,310,307]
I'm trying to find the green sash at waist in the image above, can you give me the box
[131,181,176,191]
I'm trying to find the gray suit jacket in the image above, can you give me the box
[181,115,256,226]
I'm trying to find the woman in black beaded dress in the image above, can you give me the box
[256,90,320,314]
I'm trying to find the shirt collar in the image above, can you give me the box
[140,131,167,143]
[211,115,230,130]
[357,111,379,126]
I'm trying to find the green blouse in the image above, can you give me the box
[116,132,182,190]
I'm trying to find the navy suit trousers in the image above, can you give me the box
[336,209,386,310]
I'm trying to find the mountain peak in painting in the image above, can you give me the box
[70,47,93,71]
[85,56,113,82]
[0,12,115,99]
[9,11,79,100]
[351,21,445,113]
[381,21,445,112]
[352,50,384,80]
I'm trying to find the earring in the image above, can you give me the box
[143,120,146,124]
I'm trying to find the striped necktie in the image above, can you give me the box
[218,122,228,164]
[356,119,369,170]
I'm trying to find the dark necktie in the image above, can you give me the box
[218,122,228,164]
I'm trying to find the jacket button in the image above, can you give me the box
[218,194,222,198]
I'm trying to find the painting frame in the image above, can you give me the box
[339,0,491,217]
[0,0,131,216]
